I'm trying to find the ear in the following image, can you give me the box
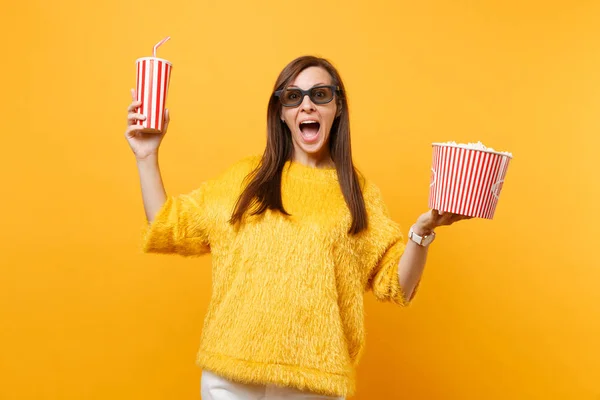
[336,103,343,117]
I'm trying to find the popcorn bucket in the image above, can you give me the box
[135,37,172,133]
[428,142,513,219]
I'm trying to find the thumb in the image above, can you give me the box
[163,109,170,133]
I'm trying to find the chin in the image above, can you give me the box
[295,137,326,155]
[302,142,325,154]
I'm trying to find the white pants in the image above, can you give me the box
[201,370,345,400]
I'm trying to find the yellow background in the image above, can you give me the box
[2,0,599,398]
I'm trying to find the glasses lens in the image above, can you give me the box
[310,86,334,104]
[281,89,303,106]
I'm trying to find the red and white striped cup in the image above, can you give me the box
[428,143,512,219]
[135,57,172,133]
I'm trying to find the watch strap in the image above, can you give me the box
[409,225,435,246]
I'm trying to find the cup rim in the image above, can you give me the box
[135,57,173,66]
[432,142,513,159]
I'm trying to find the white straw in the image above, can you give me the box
[153,36,171,58]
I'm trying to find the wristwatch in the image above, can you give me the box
[408,225,436,247]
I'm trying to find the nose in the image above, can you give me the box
[299,93,316,111]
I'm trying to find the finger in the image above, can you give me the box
[441,213,455,225]
[451,214,470,224]
[450,215,463,224]
[131,88,137,101]
[127,101,143,113]
[127,113,146,123]
[125,124,146,138]
[127,114,146,128]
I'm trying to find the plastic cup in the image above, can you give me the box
[135,57,172,133]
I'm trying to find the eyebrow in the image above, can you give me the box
[288,82,328,89]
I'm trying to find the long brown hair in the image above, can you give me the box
[229,55,368,234]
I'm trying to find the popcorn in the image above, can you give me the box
[438,141,513,158]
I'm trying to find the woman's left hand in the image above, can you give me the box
[413,209,473,234]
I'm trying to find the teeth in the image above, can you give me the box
[300,121,318,125]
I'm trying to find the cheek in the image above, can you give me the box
[324,109,337,127]
[282,110,295,126]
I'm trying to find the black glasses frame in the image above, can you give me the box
[274,85,340,107]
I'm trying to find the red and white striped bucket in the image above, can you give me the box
[135,57,172,133]
[428,143,512,219]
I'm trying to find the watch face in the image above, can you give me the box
[423,233,435,246]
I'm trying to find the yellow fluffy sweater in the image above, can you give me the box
[142,156,413,397]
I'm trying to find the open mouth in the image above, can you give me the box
[299,121,321,142]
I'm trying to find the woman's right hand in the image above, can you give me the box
[125,88,170,160]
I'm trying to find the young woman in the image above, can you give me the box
[125,56,470,400]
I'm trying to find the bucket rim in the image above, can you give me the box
[432,142,513,159]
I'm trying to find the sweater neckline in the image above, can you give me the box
[283,159,339,182]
